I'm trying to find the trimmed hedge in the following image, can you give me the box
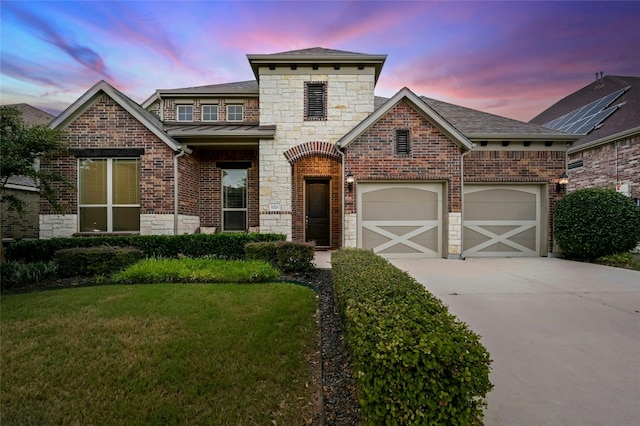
[6,233,286,263]
[54,246,144,278]
[332,249,492,425]
[554,188,640,260]
[245,241,315,273]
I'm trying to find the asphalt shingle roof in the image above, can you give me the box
[530,75,640,147]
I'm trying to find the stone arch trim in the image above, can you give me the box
[284,141,342,164]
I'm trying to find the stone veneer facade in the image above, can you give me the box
[257,67,376,238]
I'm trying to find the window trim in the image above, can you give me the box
[177,104,193,122]
[226,104,243,122]
[305,81,327,121]
[77,158,140,233]
[201,104,219,122]
[222,168,248,232]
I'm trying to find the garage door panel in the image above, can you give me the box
[359,183,442,258]
[464,185,542,257]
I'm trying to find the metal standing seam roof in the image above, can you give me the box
[164,122,276,138]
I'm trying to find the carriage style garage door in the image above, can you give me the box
[358,182,443,258]
[463,185,545,257]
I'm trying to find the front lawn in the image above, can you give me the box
[1,283,319,425]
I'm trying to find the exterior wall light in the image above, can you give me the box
[556,172,569,192]
[346,172,355,192]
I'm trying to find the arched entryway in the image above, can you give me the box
[285,142,342,249]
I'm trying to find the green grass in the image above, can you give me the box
[112,258,281,284]
[593,252,640,271]
[1,283,319,425]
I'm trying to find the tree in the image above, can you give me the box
[0,106,70,258]
[554,187,640,260]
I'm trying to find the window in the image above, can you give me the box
[227,105,243,122]
[202,105,218,121]
[177,105,193,121]
[222,169,247,231]
[78,158,140,232]
[305,82,326,120]
[396,129,410,154]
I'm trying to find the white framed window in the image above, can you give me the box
[177,105,193,121]
[201,105,218,121]
[222,169,247,231]
[227,104,243,122]
[78,158,140,232]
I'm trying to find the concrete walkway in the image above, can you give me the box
[388,257,640,425]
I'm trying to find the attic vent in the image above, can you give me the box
[396,129,410,154]
[305,82,327,121]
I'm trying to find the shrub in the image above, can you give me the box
[6,233,286,263]
[0,261,57,291]
[332,248,492,425]
[54,246,144,278]
[245,242,279,267]
[245,241,315,273]
[111,258,280,284]
[554,188,640,260]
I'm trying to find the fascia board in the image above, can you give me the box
[468,133,583,142]
[567,126,640,154]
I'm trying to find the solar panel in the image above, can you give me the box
[543,86,629,134]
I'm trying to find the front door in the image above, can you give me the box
[306,180,330,246]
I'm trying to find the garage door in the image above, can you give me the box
[358,182,443,258]
[463,185,543,257]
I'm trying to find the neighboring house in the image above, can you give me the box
[1,103,55,241]
[530,75,639,203]
[42,47,579,258]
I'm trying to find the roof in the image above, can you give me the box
[338,87,473,150]
[3,103,55,125]
[530,75,640,150]
[142,80,259,108]
[50,80,189,153]
[371,94,576,142]
[247,46,387,83]
[164,122,276,139]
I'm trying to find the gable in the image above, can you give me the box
[339,87,473,151]
[51,80,188,153]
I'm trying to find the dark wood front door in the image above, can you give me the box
[306,180,330,246]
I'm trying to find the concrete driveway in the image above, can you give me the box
[388,257,640,426]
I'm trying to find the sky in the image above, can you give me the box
[1,1,639,122]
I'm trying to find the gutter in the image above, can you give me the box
[567,126,640,154]
[174,147,187,235]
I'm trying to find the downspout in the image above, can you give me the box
[174,147,187,235]
[459,147,473,260]
[337,146,346,248]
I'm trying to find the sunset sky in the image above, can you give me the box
[1,1,639,122]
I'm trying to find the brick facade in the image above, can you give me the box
[40,94,176,235]
[291,154,342,249]
[568,135,640,200]
[343,100,462,214]
[464,149,567,251]
[196,149,259,231]
[1,189,39,240]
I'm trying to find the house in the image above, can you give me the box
[42,47,579,258]
[530,75,639,204]
[1,103,55,241]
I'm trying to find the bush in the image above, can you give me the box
[0,261,57,291]
[6,233,286,263]
[54,246,143,278]
[332,248,492,425]
[554,188,640,260]
[245,241,315,273]
[111,258,280,284]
